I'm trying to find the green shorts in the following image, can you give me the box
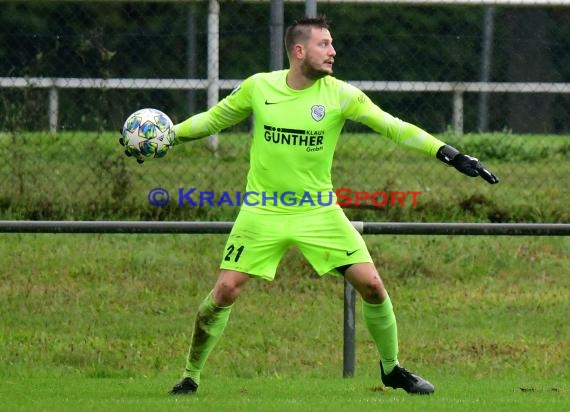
[219,207,372,280]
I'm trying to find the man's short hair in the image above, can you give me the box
[284,16,331,57]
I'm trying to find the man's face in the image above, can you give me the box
[300,27,336,79]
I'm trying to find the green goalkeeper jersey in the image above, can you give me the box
[174,70,445,213]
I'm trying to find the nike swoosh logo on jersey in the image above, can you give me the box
[264,98,296,105]
[346,249,359,256]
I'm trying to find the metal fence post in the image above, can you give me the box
[343,279,356,378]
[270,0,284,71]
[453,90,464,135]
[207,0,219,152]
[305,0,317,18]
[49,86,58,133]
[477,6,496,132]
[186,4,198,115]
[343,220,363,378]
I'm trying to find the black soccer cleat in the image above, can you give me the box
[380,362,435,394]
[169,377,199,395]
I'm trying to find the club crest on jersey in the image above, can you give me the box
[311,105,325,122]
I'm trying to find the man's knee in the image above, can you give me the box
[213,270,249,306]
[344,263,387,303]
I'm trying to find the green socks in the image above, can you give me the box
[183,291,232,385]
[182,291,398,383]
[362,295,399,374]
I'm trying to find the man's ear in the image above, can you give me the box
[292,43,305,59]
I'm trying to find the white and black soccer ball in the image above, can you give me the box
[120,108,175,162]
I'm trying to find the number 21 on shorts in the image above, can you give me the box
[224,244,245,262]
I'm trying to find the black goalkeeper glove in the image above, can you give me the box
[436,145,499,184]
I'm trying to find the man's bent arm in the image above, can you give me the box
[173,76,255,143]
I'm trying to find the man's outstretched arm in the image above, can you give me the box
[342,85,499,184]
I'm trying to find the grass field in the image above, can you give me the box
[1,234,569,411]
[0,131,569,410]
[1,376,567,412]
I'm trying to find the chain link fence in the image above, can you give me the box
[0,0,569,222]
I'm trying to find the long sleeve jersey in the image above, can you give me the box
[174,70,445,212]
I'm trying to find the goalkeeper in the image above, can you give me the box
[126,16,498,395]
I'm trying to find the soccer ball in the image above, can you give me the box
[120,108,175,162]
